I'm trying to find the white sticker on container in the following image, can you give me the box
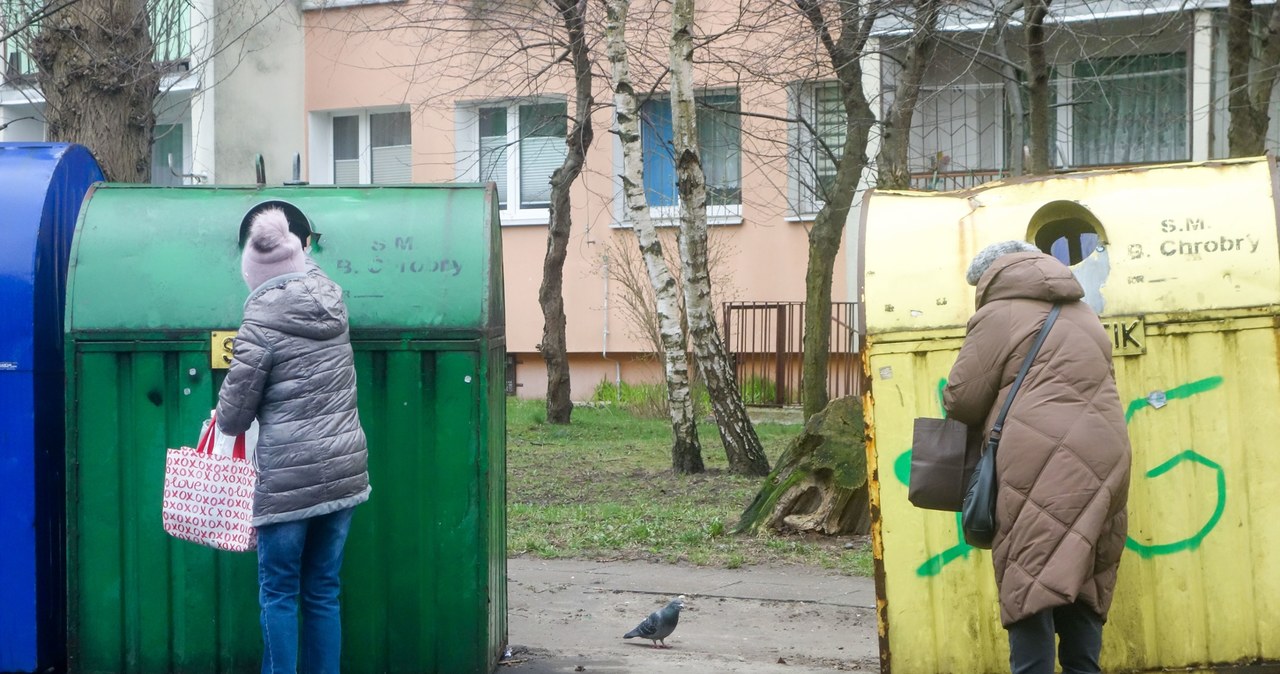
[879,366,893,380]
[0,362,17,371]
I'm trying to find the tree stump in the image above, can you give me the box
[733,396,870,536]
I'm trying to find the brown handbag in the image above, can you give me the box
[908,417,982,512]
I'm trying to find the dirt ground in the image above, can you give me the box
[501,558,880,673]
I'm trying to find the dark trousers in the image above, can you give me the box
[1006,601,1104,674]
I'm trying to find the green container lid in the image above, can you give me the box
[67,184,503,336]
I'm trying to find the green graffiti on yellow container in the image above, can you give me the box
[900,375,1227,576]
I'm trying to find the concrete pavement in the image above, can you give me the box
[503,557,880,673]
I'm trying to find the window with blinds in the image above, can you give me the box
[479,108,509,207]
[370,110,412,184]
[333,115,360,185]
[518,103,567,209]
[475,100,567,216]
[326,109,412,185]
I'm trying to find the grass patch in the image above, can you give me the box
[506,398,872,575]
[589,378,713,419]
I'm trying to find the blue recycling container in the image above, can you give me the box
[0,143,103,673]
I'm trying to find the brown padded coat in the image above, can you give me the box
[943,252,1131,627]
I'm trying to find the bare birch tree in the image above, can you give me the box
[605,0,704,473]
[669,0,768,475]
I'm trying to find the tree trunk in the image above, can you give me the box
[669,0,769,476]
[875,0,940,190]
[995,0,1026,176]
[801,218,838,421]
[796,0,877,422]
[801,88,873,422]
[1023,0,1052,175]
[33,0,159,182]
[539,0,595,424]
[735,396,869,535]
[1227,0,1280,157]
[605,0,704,473]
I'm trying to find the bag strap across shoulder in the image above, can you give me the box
[989,303,1062,445]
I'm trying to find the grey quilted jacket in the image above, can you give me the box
[216,264,370,526]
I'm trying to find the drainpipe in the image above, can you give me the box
[601,253,621,402]
[189,0,217,183]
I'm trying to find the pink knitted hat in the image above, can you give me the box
[241,208,306,290]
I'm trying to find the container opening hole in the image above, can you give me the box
[240,201,314,250]
[1035,220,1099,265]
[1026,201,1106,266]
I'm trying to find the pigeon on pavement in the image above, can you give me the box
[622,596,686,648]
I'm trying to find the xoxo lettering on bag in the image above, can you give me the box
[162,412,258,552]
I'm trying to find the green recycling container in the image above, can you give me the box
[64,184,507,673]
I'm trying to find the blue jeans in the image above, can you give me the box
[257,507,355,674]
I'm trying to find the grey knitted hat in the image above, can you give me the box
[965,240,1040,286]
[241,207,307,290]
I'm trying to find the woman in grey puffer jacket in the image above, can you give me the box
[217,207,370,674]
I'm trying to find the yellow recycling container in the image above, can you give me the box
[861,158,1280,673]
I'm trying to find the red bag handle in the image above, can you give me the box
[201,412,248,460]
[196,416,217,455]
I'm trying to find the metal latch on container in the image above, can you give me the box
[212,330,237,369]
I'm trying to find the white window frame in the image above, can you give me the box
[151,121,194,185]
[455,98,568,227]
[301,0,403,10]
[307,106,412,185]
[1055,53,1190,169]
[788,80,842,220]
[0,101,46,142]
[909,82,1008,175]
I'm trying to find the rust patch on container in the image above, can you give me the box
[861,347,891,674]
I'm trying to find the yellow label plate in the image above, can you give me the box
[211,330,237,369]
[1100,316,1145,357]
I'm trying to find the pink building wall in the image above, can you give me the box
[303,2,853,400]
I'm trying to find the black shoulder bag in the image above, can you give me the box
[961,303,1061,549]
